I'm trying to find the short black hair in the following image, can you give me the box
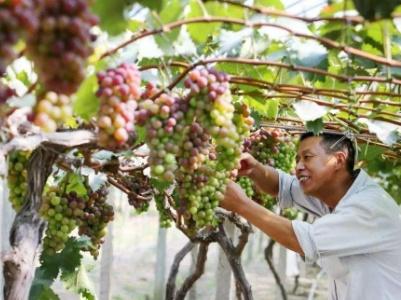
[300,132,356,174]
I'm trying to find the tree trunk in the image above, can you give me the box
[215,220,236,300]
[3,147,57,300]
[188,245,198,300]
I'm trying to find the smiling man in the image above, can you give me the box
[221,132,401,300]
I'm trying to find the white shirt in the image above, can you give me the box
[277,169,401,300]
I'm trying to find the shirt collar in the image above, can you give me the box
[333,169,369,211]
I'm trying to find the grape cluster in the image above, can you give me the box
[238,177,254,198]
[244,128,296,173]
[96,63,141,149]
[40,186,79,256]
[40,177,113,258]
[7,151,30,212]
[139,67,253,229]
[0,0,38,75]
[137,93,184,182]
[26,0,98,95]
[243,128,296,210]
[33,91,73,132]
[78,187,114,258]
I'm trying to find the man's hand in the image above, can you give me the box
[220,180,250,214]
[238,153,259,177]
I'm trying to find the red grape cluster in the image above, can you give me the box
[96,63,141,149]
[33,91,73,132]
[0,0,38,75]
[26,0,98,95]
[137,93,186,182]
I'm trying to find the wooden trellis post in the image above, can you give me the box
[154,226,167,300]
[99,187,118,300]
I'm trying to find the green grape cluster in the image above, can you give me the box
[7,151,30,212]
[154,194,172,228]
[33,91,73,132]
[40,176,113,258]
[238,177,254,198]
[138,67,253,229]
[40,186,79,256]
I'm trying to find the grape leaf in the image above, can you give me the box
[306,119,324,135]
[65,173,88,198]
[92,0,128,36]
[29,238,90,300]
[73,74,99,121]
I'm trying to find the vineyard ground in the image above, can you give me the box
[53,200,329,300]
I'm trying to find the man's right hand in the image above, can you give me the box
[238,153,259,177]
[238,152,280,197]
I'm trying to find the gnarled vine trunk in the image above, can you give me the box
[3,146,57,300]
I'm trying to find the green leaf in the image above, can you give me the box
[61,265,95,300]
[30,238,89,300]
[186,0,220,43]
[150,178,171,192]
[136,0,163,11]
[135,126,146,146]
[159,0,184,24]
[265,99,279,120]
[306,119,324,135]
[255,0,284,9]
[73,74,99,121]
[65,173,88,198]
[92,0,128,36]
[243,95,278,118]
[352,0,401,20]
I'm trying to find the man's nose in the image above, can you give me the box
[296,160,305,171]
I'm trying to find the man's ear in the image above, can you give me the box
[334,151,347,170]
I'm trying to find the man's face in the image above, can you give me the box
[295,136,338,196]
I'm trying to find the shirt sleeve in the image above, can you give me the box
[292,195,401,264]
[277,170,329,217]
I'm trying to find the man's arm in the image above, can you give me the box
[221,181,304,255]
[239,153,279,197]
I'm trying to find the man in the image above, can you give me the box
[221,132,401,300]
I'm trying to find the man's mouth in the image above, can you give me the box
[298,175,310,183]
